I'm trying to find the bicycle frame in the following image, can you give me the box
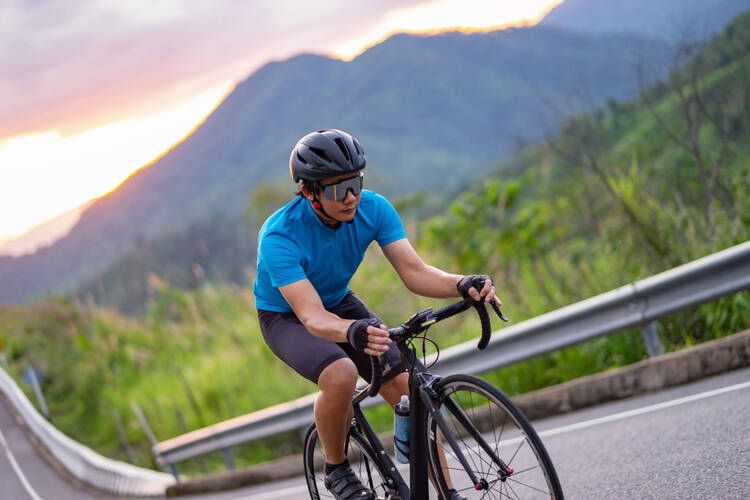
[332,298,511,500]
[350,339,511,499]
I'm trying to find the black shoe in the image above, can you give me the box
[324,461,376,500]
[447,488,468,500]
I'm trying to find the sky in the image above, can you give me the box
[0,0,561,249]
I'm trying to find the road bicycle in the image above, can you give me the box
[303,297,564,499]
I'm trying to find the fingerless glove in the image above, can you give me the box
[346,318,381,352]
[456,275,493,299]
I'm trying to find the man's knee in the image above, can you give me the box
[318,358,358,394]
[381,372,409,406]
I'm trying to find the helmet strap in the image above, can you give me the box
[310,189,342,229]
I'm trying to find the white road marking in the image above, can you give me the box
[537,379,750,439]
[232,379,750,499]
[230,483,308,500]
[0,426,43,500]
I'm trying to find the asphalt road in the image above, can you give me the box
[1,367,749,499]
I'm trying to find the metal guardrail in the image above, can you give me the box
[0,367,175,496]
[153,241,750,477]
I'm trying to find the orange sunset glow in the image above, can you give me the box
[0,0,561,252]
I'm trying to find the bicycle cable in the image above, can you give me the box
[406,326,440,370]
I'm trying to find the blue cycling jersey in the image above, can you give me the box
[254,190,407,312]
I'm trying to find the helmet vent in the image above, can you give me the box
[352,139,362,155]
[334,138,351,162]
[309,147,331,163]
[296,152,308,164]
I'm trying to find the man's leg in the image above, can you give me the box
[378,371,409,407]
[314,357,359,463]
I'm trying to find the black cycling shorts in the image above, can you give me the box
[258,291,402,384]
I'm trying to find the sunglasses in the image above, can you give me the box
[319,173,364,201]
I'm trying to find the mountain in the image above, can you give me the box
[0,23,691,305]
[540,0,750,39]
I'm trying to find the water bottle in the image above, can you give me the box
[394,395,410,463]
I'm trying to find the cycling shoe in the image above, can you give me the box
[447,488,468,500]
[324,461,376,500]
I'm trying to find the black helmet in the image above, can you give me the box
[289,129,366,183]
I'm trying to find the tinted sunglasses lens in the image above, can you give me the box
[322,175,362,201]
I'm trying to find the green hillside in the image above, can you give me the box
[0,9,748,476]
[73,213,255,315]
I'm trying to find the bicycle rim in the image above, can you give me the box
[426,374,563,499]
[303,423,392,499]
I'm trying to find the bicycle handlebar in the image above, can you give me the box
[366,297,508,397]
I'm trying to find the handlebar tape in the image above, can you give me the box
[473,301,492,350]
[368,355,383,397]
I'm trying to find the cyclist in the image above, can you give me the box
[254,129,501,500]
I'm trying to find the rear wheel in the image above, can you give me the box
[303,422,393,499]
[426,374,563,499]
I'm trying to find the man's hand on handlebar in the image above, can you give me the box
[347,318,391,356]
[457,274,502,308]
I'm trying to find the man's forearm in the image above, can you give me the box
[402,263,462,298]
[299,309,354,342]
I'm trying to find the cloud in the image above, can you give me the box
[1,0,426,138]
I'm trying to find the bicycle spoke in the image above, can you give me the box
[493,405,509,460]
[506,438,526,466]
[426,375,561,499]
[509,464,542,476]
[505,479,523,499]
[497,481,514,500]
[507,477,550,496]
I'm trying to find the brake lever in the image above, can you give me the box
[490,301,509,323]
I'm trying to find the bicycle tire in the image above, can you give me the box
[426,374,563,499]
[303,422,393,499]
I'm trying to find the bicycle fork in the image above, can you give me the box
[419,376,513,492]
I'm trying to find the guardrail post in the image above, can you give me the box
[113,409,139,465]
[641,321,664,357]
[175,405,207,473]
[168,463,180,482]
[23,365,50,419]
[222,448,235,471]
[131,401,159,447]
[131,400,162,471]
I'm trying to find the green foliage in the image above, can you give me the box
[72,213,256,315]
[244,180,295,233]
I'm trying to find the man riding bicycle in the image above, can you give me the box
[254,129,501,500]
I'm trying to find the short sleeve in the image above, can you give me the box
[260,232,307,287]
[373,193,407,246]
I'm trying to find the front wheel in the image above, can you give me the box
[303,422,393,499]
[426,374,563,499]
